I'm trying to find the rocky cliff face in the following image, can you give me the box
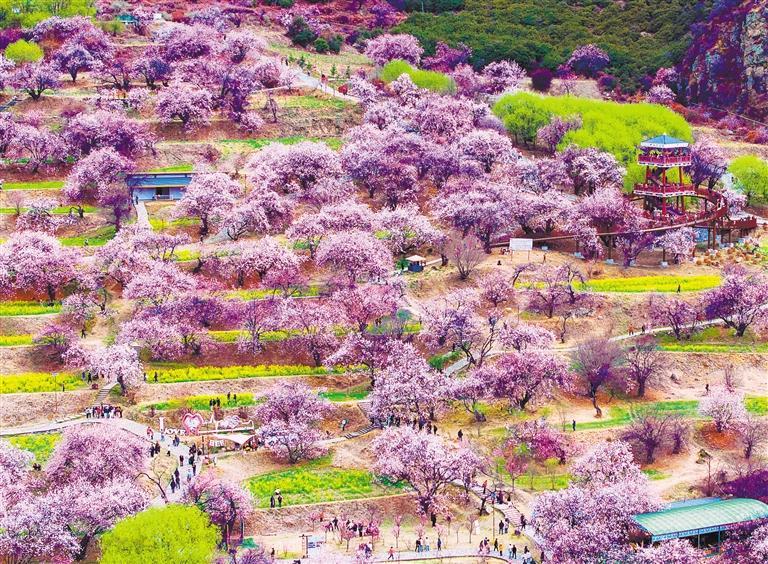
[681,0,767,119]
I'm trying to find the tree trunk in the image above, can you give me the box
[637,378,646,398]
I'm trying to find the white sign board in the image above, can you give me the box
[509,238,533,251]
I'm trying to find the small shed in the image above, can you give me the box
[406,255,427,272]
[127,172,193,201]
[632,497,768,546]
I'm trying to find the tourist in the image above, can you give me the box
[278,493,283,507]
[572,419,576,431]
[511,544,517,559]
[437,537,442,552]
[415,538,422,552]
[388,546,395,560]
[457,429,463,441]
[270,495,275,508]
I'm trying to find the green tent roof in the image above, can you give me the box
[633,498,768,541]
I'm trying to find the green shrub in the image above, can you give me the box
[148,364,345,384]
[5,39,43,63]
[493,93,692,187]
[0,372,82,394]
[327,34,344,54]
[314,38,329,53]
[0,301,62,316]
[380,60,455,94]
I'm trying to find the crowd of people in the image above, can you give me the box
[84,404,122,418]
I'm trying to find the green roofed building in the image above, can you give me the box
[633,498,768,545]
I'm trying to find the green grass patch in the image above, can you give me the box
[583,275,721,293]
[0,205,96,215]
[643,469,670,481]
[380,60,455,93]
[174,249,201,262]
[0,301,61,316]
[319,386,370,402]
[147,164,194,173]
[220,136,343,151]
[226,285,322,300]
[7,432,61,464]
[0,334,33,346]
[143,393,257,412]
[2,180,64,190]
[428,349,463,371]
[746,396,768,416]
[149,217,200,231]
[245,458,405,508]
[60,225,116,247]
[147,364,345,384]
[209,330,293,343]
[277,95,350,111]
[656,325,768,352]
[659,342,768,353]
[0,372,82,394]
[574,397,767,431]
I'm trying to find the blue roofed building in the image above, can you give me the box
[127,172,193,202]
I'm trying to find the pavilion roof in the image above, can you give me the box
[633,498,768,541]
[640,134,690,149]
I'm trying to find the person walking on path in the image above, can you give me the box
[387,546,394,560]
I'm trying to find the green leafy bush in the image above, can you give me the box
[0,372,82,394]
[493,92,692,187]
[327,34,344,54]
[314,38,329,54]
[380,60,456,94]
[4,39,43,63]
[148,364,345,384]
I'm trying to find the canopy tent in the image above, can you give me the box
[640,134,690,149]
[633,498,768,542]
